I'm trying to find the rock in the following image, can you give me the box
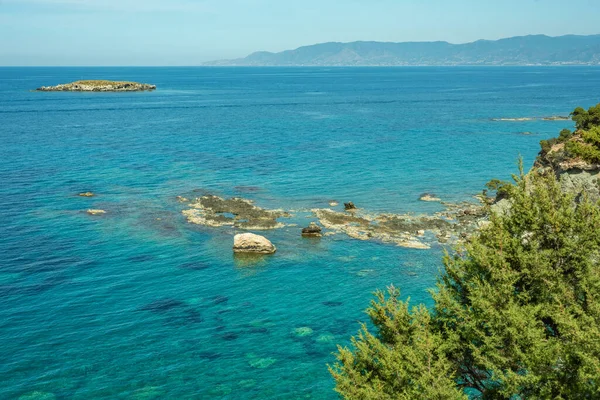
[344,202,357,210]
[301,222,322,237]
[313,208,453,247]
[247,353,277,369]
[18,392,56,400]
[78,192,95,197]
[397,240,431,250]
[492,117,535,121]
[316,333,336,343]
[176,196,189,203]
[233,233,276,254]
[419,193,441,202]
[130,386,164,400]
[182,194,289,229]
[249,357,277,369]
[36,80,156,92]
[86,209,106,215]
[542,116,570,121]
[238,379,257,389]
[293,327,314,337]
[328,200,339,207]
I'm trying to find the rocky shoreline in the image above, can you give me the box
[36,80,156,92]
[491,116,569,122]
[179,193,487,250]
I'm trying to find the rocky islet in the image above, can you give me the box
[36,80,156,92]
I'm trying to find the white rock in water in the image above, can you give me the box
[419,194,442,202]
[397,240,431,250]
[233,233,276,254]
[87,209,106,215]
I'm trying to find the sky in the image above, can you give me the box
[1,0,599,66]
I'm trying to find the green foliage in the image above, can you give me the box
[332,170,600,399]
[539,137,558,156]
[73,80,138,86]
[565,126,600,163]
[539,129,572,157]
[329,287,467,399]
[558,128,572,141]
[571,104,600,131]
[485,179,511,200]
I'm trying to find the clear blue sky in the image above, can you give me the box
[1,0,599,66]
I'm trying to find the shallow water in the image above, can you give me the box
[1,66,599,399]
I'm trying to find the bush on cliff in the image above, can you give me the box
[565,126,600,164]
[571,104,600,131]
[539,103,600,165]
[330,169,600,399]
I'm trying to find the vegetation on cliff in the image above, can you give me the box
[539,103,600,166]
[331,113,600,398]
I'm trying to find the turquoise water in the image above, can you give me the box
[1,67,599,399]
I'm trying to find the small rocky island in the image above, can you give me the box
[36,80,156,92]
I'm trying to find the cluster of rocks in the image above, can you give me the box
[177,193,488,255]
[76,191,108,216]
[182,195,290,230]
[311,208,450,249]
[36,80,156,92]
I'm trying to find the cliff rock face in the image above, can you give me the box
[36,80,156,92]
[535,138,600,202]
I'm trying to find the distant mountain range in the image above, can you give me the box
[205,34,600,66]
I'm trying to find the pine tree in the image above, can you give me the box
[331,169,600,399]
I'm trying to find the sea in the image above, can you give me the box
[1,66,599,399]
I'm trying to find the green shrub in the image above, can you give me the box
[331,170,600,399]
[571,104,600,131]
[565,126,600,163]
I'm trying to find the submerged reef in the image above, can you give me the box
[36,80,156,92]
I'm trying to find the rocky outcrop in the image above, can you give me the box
[542,116,570,121]
[36,80,156,92]
[419,193,441,202]
[301,222,322,237]
[87,209,106,215]
[178,192,485,249]
[233,233,276,254]
[492,116,569,122]
[344,202,357,210]
[535,135,600,203]
[182,195,290,229]
[312,204,483,249]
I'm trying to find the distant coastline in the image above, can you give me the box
[204,34,600,67]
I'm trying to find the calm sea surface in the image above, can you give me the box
[1,67,599,399]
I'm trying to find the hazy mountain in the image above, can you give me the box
[205,35,600,66]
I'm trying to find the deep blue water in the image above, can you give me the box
[1,67,599,399]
